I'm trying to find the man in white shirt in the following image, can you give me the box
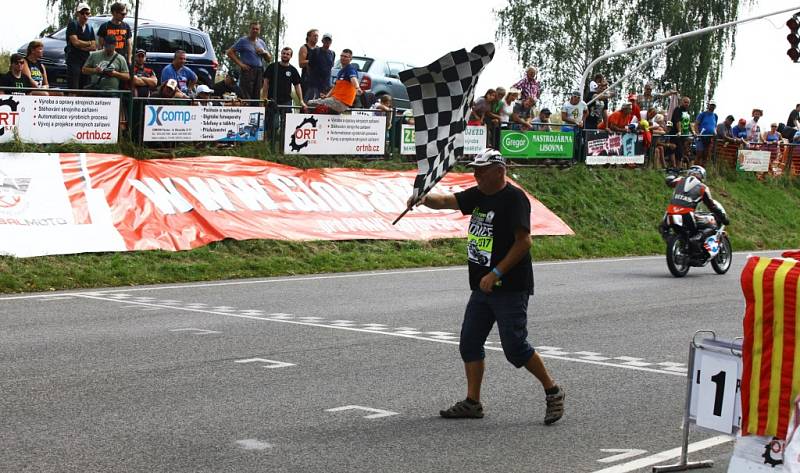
[561,90,587,132]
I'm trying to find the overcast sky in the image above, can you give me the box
[1,0,799,125]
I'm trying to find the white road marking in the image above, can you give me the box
[590,435,732,473]
[235,439,273,450]
[233,358,295,369]
[0,250,788,301]
[169,328,221,335]
[71,294,687,377]
[597,448,648,463]
[325,405,399,419]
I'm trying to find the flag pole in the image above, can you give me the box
[391,206,412,225]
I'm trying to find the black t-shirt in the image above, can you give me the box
[0,72,35,94]
[264,62,301,105]
[212,80,242,98]
[585,92,608,130]
[97,21,131,58]
[65,19,95,65]
[670,106,687,135]
[455,184,534,294]
[788,109,799,127]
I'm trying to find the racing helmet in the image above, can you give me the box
[687,165,706,181]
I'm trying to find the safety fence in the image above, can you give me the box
[1,87,799,179]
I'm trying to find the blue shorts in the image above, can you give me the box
[459,290,535,368]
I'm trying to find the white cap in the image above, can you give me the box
[322,32,333,41]
[196,84,213,94]
[76,2,90,12]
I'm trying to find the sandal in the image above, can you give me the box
[440,399,484,419]
[544,386,565,425]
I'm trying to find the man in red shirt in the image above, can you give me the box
[606,102,635,133]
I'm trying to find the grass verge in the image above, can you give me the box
[1,143,799,293]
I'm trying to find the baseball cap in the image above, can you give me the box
[726,115,734,121]
[708,99,716,106]
[621,101,632,108]
[164,79,178,91]
[540,108,551,115]
[507,87,521,95]
[570,90,581,96]
[135,48,146,55]
[76,2,90,12]
[467,148,506,168]
[322,33,333,41]
[738,118,746,125]
[196,84,212,95]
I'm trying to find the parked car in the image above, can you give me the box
[330,55,414,109]
[17,15,218,88]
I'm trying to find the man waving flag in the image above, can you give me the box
[394,43,495,223]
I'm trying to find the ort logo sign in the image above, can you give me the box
[0,97,21,138]
[146,106,193,127]
[502,132,528,153]
[289,115,319,152]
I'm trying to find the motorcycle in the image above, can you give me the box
[661,210,732,277]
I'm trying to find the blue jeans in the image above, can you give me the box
[460,290,535,368]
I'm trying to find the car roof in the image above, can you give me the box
[56,15,208,35]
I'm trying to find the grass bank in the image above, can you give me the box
[1,143,799,293]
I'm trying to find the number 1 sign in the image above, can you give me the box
[694,350,742,434]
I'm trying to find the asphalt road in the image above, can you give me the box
[1,249,787,473]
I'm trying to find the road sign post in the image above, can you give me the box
[653,330,742,472]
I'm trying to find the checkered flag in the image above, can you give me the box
[399,43,495,205]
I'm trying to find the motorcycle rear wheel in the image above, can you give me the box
[666,235,691,277]
[711,235,732,274]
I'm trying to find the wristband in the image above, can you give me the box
[491,267,503,278]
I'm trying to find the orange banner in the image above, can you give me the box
[0,153,572,256]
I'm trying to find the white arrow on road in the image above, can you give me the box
[325,405,399,419]
[597,449,648,463]
[234,358,295,368]
[169,328,221,335]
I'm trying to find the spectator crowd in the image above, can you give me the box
[2,1,800,167]
[464,64,800,168]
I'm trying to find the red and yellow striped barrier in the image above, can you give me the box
[741,254,800,439]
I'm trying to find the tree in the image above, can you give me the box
[624,0,746,109]
[182,0,285,70]
[496,0,751,113]
[495,1,630,101]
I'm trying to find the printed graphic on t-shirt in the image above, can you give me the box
[467,209,494,267]
[103,26,129,50]
[29,66,43,86]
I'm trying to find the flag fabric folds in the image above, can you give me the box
[399,43,495,203]
[740,255,800,439]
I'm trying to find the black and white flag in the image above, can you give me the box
[399,43,495,204]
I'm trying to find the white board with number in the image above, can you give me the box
[689,347,743,434]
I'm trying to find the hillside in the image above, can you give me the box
[2,156,798,293]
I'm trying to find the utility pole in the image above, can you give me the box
[579,5,800,93]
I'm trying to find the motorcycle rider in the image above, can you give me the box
[661,165,729,247]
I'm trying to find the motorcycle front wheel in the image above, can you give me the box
[711,235,732,274]
[666,234,691,277]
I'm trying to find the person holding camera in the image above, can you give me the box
[81,36,128,91]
